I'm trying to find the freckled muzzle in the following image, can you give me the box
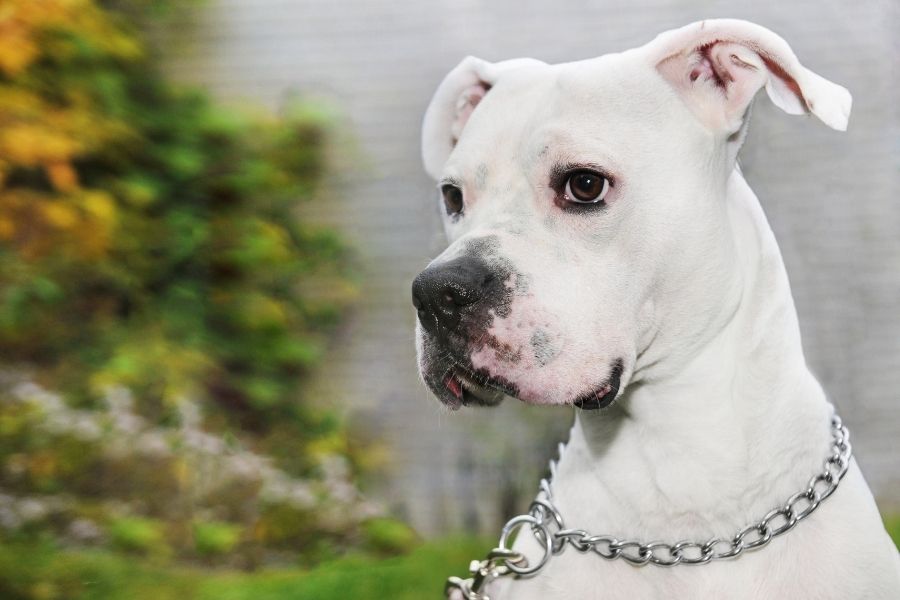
[412,247,626,411]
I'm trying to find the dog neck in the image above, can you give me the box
[553,169,834,540]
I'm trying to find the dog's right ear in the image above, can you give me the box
[421,56,544,180]
[648,19,851,139]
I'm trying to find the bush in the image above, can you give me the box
[192,521,241,557]
[0,0,356,436]
[0,381,381,564]
[0,0,394,577]
[361,518,420,556]
[108,517,167,555]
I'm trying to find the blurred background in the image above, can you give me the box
[0,0,896,598]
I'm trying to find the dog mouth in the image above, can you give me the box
[572,359,624,410]
[441,364,513,409]
[438,358,625,411]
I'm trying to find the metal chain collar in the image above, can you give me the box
[445,413,852,600]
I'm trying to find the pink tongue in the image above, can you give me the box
[444,373,463,399]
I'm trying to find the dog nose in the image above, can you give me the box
[412,256,493,335]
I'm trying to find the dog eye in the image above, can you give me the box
[564,170,610,204]
[441,184,464,215]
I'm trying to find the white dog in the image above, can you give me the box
[412,19,900,600]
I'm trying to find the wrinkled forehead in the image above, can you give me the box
[443,52,674,179]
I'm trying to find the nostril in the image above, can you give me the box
[441,282,480,308]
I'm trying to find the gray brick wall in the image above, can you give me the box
[158,0,899,536]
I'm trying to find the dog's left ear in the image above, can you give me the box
[650,19,851,138]
[421,56,545,180]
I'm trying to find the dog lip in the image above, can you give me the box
[573,359,624,410]
[452,364,518,399]
[434,363,514,408]
[443,371,464,400]
[432,355,627,410]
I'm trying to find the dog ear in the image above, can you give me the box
[650,19,851,137]
[421,56,544,180]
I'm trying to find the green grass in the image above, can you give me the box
[0,536,490,600]
[198,539,487,600]
[1,523,897,600]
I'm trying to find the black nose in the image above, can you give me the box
[412,256,493,335]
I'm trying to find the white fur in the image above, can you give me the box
[418,19,900,598]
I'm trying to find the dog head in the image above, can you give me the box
[413,19,850,410]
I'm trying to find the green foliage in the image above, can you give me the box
[0,537,490,600]
[0,539,198,600]
[108,517,168,556]
[256,502,316,550]
[201,537,490,600]
[0,382,373,564]
[0,0,391,583]
[193,521,242,557]
[0,0,356,434]
[361,517,420,556]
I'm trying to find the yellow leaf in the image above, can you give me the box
[0,123,79,166]
[40,200,78,228]
[0,26,39,76]
[80,190,116,223]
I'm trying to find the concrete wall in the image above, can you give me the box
[159,0,899,536]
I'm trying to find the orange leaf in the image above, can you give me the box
[46,161,79,191]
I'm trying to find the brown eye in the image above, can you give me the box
[441,184,464,215]
[564,170,610,204]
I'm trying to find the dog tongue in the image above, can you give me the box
[444,373,463,400]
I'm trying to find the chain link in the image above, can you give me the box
[445,413,851,599]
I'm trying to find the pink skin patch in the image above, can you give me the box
[451,83,489,144]
[468,294,600,404]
